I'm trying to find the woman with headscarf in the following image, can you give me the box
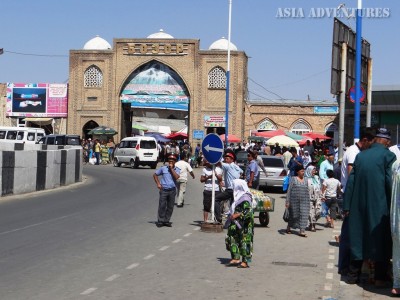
[225,179,254,268]
[285,164,311,237]
[305,165,322,232]
[391,159,400,297]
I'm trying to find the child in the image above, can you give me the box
[321,169,341,229]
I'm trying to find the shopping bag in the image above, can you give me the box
[282,175,290,192]
[282,207,290,222]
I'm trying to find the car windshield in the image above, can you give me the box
[262,157,284,168]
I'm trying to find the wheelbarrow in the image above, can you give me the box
[250,189,275,227]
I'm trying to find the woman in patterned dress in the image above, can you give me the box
[305,165,322,232]
[225,179,254,268]
[286,165,311,237]
[391,159,400,297]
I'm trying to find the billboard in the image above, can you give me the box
[120,61,189,111]
[330,18,371,102]
[6,83,68,117]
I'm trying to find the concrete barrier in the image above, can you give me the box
[0,143,82,197]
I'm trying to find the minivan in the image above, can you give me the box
[0,126,45,144]
[37,134,81,146]
[113,136,158,169]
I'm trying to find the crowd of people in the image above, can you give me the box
[81,138,115,165]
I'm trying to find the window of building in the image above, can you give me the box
[208,66,226,89]
[291,120,311,135]
[84,65,103,87]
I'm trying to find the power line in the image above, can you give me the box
[3,50,68,58]
[248,77,285,100]
[266,68,330,89]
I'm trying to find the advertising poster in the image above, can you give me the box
[6,83,68,117]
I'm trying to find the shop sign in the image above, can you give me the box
[314,106,339,114]
[204,115,225,127]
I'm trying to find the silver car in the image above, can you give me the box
[258,155,287,189]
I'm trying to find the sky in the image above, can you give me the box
[1,0,399,101]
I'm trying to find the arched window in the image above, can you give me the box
[257,118,277,131]
[208,66,226,89]
[84,65,103,87]
[290,119,311,135]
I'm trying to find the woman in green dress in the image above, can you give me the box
[225,179,254,268]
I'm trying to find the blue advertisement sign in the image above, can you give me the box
[313,106,339,115]
[193,130,204,140]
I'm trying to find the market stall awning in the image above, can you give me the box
[23,117,53,125]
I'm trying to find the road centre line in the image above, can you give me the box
[172,239,182,243]
[144,254,155,260]
[193,227,200,231]
[183,232,192,237]
[326,273,334,280]
[126,263,140,270]
[328,255,335,260]
[159,246,170,251]
[324,283,332,291]
[105,274,121,282]
[329,248,335,254]
[327,263,334,269]
[80,287,97,295]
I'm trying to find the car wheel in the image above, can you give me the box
[259,212,270,227]
[113,158,120,167]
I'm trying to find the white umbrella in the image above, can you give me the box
[266,135,299,147]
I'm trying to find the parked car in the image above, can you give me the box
[258,155,287,189]
[37,134,81,146]
[235,150,248,173]
[113,136,158,169]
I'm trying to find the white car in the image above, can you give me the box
[258,155,287,189]
[113,136,158,169]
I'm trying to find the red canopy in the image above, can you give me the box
[302,132,332,140]
[254,129,285,138]
[166,132,188,140]
[219,134,241,143]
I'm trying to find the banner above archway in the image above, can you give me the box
[120,61,189,111]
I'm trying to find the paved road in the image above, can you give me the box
[0,163,393,299]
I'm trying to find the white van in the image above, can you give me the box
[113,136,158,169]
[0,126,45,144]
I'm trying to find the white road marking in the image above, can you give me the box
[105,274,120,282]
[0,213,79,236]
[326,273,334,280]
[159,246,170,251]
[183,232,192,237]
[172,239,182,243]
[193,227,200,231]
[328,255,335,260]
[144,254,155,260]
[327,263,334,269]
[322,296,333,300]
[126,263,139,270]
[340,280,349,285]
[80,287,97,295]
[333,229,341,233]
[324,283,332,291]
[329,248,335,254]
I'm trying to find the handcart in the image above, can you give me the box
[250,189,275,227]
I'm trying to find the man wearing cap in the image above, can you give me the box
[153,153,181,227]
[344,128,396,285]
[214,150,243,223]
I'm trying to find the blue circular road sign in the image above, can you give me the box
[349,86,366,103]
[201,133,224,164]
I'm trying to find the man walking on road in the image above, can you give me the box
[175,154,195,207]
[153,153,181,227]
[344,128,396,285]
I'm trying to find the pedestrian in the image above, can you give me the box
[285,164,310,237]
[94,139,101,165]
[344,128,396,285]
[337,127,375,276]
[391,158,400,297]
[175,154,195,207]
[225,179,254,268]
[107,138,115,162]
[321,169,341,229]
[153,153,181,228]
[305,165,322,232]
[245,151,260,189]
[287,148,303,177]
[319,152,334,183]
[200,159,223,223]
[253,149,268,183]
[302,150,312,168]
[214,150,243,223]
[282,146,292,169]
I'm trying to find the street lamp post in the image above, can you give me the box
[354,0,362,142]
[225,0,232,147]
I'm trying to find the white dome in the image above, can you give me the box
[83,35,112,50]
[209,37,238,51]
[147,29,174,39]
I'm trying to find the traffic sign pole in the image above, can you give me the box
[210,165,216,223]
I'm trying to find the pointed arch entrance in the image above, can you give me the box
[119,60,190,138]
[82,120,99,139]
